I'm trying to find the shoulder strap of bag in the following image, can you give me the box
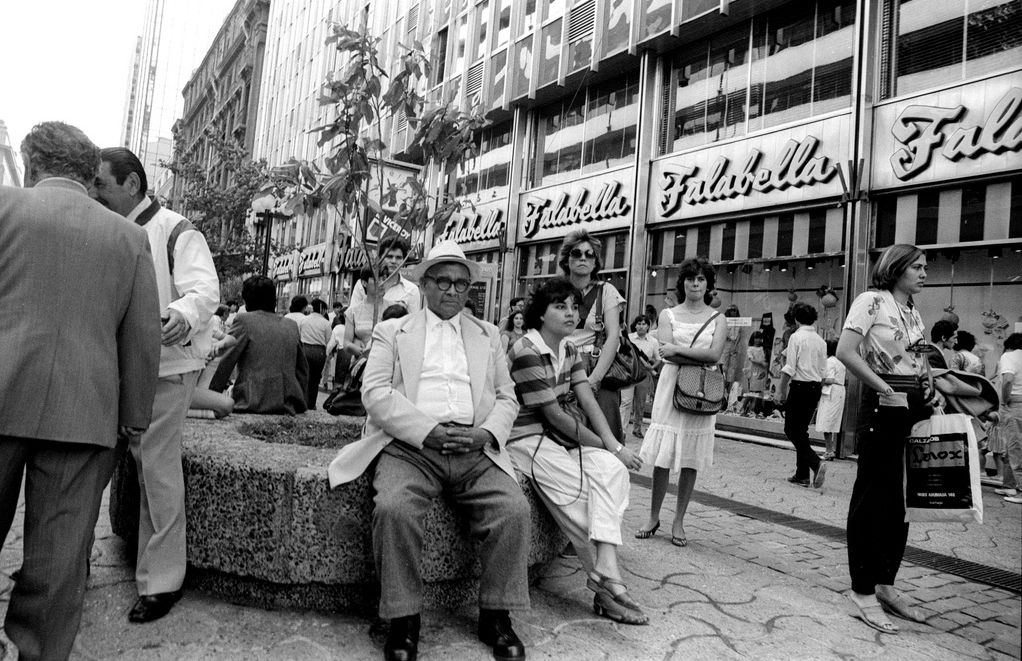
[689,312,720,348]
[577,282,602,331]
[593,282,607,350]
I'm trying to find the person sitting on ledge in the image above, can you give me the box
[210,275,309,415]
[328,240,530,661]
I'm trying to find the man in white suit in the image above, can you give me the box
[328,241,529,661]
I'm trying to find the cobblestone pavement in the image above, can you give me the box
[1,413,1019,660]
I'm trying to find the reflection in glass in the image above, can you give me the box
[512,38,533,98]
[583,75,639,173]
[545,0,566,22]
[456,123,513,200]
[568,36,593,72]
[602,0,632,56]
[519,0,537,35]
[539,19,562,86]
[490,49,507,110]
[682,0,718,22]
[640,0,672,38]
[453,15,468,76]
[534,97,585,187]
[496,0,511,46]
[471,1,489,63]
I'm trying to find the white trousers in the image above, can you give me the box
[130,371,199,595]
[507,435,629,574]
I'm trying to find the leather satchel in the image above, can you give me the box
[672,312,726,415]
[591,283,646,391]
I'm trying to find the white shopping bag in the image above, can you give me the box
[904,411,983,524]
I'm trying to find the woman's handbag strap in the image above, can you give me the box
[689,312,720,348]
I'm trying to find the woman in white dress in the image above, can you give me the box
[816,339,846,460]
[636,258,727,547]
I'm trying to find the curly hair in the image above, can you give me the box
[676,257,716,305]
[505,310,525,332]
[524,277,583,330]
[558,229,603,276]
[20,122,100,185]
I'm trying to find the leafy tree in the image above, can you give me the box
[164,128,279,299]
[266,20,485,319]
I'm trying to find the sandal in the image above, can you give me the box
[634,522,659,539]
[587,571,645,614]
[877,592,926,623]
[671,536,688,547]
[849,593,898,634]
[593,592,649,625]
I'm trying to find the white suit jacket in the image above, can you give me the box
[328,309,520,487]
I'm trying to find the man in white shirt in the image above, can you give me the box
[327,240,527,661]
[92,147,219,623]
[777,302,828,489]
[348,236,422,312]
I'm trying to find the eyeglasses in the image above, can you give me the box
[569,248,596,260]
[425,275,471,293]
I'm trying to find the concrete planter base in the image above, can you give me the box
[109,414,566,614]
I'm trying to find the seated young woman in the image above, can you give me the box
[505,277,648,625]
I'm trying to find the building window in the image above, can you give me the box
[663,0,855,154]
[516,231,629,297]
[881,0,1022,100]
[455,122,513,199]
[529,73,639,188]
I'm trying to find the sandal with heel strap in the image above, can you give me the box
[634,521,659,539]
[587,571,646,616]
[592,592,649,625]
[849,593,898,634]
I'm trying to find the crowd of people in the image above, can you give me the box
[2,121,1020,661]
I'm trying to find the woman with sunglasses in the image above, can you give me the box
[506,278,647,625]
[559,229,627,442]
[837,243,942,634]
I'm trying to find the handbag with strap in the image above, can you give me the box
[544,391,589,449]
[590,283,646,391]
[672,311,726,415]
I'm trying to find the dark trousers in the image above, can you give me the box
[0,436,121,661]
[372,442,531,618]
[847,383,928,595]
[303,344,327,410]
[784,381,823,479]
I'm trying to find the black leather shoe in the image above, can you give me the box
[478,609,526,661]
[128,590,183,623]
[786,474,810,487]
[384,614,420,661]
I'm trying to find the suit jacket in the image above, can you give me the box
[0,179,162,447]
[210,311,309,414]
[328,309,519,487]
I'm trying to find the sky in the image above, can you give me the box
[1,1,147,157]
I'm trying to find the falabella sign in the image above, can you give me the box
[437,208,504,245]
[521,181,631,240]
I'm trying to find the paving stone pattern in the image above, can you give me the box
[1,411,1019,660]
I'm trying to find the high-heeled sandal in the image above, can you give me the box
[587,571,646,617]
[634,521,659,539]
[592,592,649,625]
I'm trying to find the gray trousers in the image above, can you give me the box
[0,436,120,661]
[130,371,199,595]
[372,442,532,619]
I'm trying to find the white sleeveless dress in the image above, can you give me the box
[639,309,717,473]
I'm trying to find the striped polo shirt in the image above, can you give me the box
[508,329,588,442]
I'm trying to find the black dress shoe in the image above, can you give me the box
[128,590,183,623]
[478,609,526,661]
[384,614,420,661]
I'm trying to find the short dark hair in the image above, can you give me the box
[749,330,764,346]
[99,147,148,194]
[676,257,716,305]
[630,314,650,332]
[226,299,239,307]
[826,338,838,357]
[871,244,924,291]
[931,319,958,342]
[358,266,376,282]
[558,229,603,276]
[378,236,410,258]
[1004,333,1022,352]
[791,302,818,326]
[242,276,276,312]
[21,121,101,185]
[955,330,976,352]
[509,297,526,310]
[289,295,309,313]
[382,303,408,321]
[332,301,343,309]
[311,298,327,314]
[524,277,582,331]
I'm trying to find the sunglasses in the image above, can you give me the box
[569,248,596,260]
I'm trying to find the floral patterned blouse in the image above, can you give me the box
[843,289,926,376]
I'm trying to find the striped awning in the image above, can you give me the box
[876,176,1022,249]
[649,207,846,265]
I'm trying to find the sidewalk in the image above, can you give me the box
[1,420,1019,660]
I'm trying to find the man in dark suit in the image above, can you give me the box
[0,122,161,661]
[210,275,309,414]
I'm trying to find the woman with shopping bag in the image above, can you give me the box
[836,244,944,634]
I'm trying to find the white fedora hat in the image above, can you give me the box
[410,240,482,282]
